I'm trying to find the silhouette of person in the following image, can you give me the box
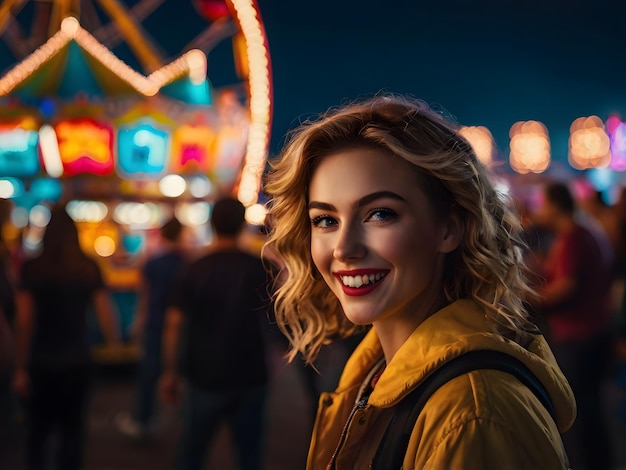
[159,196,271,470]
[11,204,121,470]
[116,215,188,439]
[0,198,16,449]
[532,181,615,470]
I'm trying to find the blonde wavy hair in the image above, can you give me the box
[263,94,537,364]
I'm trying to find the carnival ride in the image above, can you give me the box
[0,1,273,345]
[0,0,272,214]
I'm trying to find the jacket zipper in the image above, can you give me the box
[326,396,369,470]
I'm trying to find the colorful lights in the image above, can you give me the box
[170,123,216,175]
[113,202,159,227]
[175,201,211,226]
[0,17,212,98]
[244,202,267,225]
[607,116,626,172]
[229,0,273,207]
[509,120,551,174]
[568,116,611,170]
[116,120,170,179]
[94,235,116,257]
[55,117,115,176]
[458,125,497,166]
[0,117,41,177]
[66,200,109,223]
[39,124,63,178]
[158,174,187,198]
[0,7,273,207]
[0,177,23,198]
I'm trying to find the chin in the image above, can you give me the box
[343,311,380,326]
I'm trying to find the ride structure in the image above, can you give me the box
[0,0,272,212]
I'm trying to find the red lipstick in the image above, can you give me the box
[334,269,389,297]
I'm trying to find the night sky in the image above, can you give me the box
[0,0,625,166]
[258,0,626,164]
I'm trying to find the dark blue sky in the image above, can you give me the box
[1,0,625,166]
[259,0,626,163]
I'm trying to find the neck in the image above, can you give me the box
[212,235,239,250]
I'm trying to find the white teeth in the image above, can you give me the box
[340,272,386,288]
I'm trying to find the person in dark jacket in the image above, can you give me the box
[12,204,121,470]
[116,215,188,439]
[159,196,271,470]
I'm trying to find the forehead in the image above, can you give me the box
[311,147,410,182]
[308,147,431,204]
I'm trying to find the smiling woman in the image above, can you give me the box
[308,148,459,348]
[263,93,577,469]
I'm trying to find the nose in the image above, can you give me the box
[333,221,367,262]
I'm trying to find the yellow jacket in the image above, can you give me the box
[307,299,576,469]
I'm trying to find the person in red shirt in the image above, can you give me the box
[533,181,615,470]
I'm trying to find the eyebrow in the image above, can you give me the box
[308,190,406,211]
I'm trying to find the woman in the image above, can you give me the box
[12,204,120,470]
[263,94,576,469]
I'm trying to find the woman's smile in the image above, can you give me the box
[308,147,452,330]
[334,269,389,295]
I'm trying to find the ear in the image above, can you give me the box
[438,211,463,254]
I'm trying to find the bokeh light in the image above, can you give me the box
[568,116,610,170]
[458,125,496,166]
[509,120,551,174]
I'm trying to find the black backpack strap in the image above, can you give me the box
[372,349,556,469]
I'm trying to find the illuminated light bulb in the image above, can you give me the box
[94,235,116,257]
[129,203,152,226]
[568,116,611,170]
[230,0,272,208]
[39,125,63,178]
[29,205,51,228]
[237,186,257,206]
[66,200,108,223]
[112,202,157,227]
[458,125,496,165]
[189,176,213,198]
[186,49,207,85]
[606,115,626,171]
[11,207,28,228]
[245,203,267,225]
[159,174,186,198]
[61,17,80,38]
[23,229,43,252]
[508,120,551,174]
[177,202,210,226]
[0,179,15,198]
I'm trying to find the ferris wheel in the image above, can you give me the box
[0,0,273,208]
[0,0,243,74]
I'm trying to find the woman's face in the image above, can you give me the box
[308,147,456,331]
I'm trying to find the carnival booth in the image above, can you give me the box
[0,0,272,355]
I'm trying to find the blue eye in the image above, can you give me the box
[368,208,397,222]
[311,215,337,228]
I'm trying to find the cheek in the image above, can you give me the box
[374,230,423,259]
[310,236,330,272]
[381,231,441,268]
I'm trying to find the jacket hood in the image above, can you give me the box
[338,298,576,433]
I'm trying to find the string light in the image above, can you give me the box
[0,17,213,97]
[0,9,273,207]
[229,0,273,207]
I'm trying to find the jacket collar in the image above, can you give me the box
[335,298,576,431]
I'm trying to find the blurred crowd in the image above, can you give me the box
[519,180,626,469]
